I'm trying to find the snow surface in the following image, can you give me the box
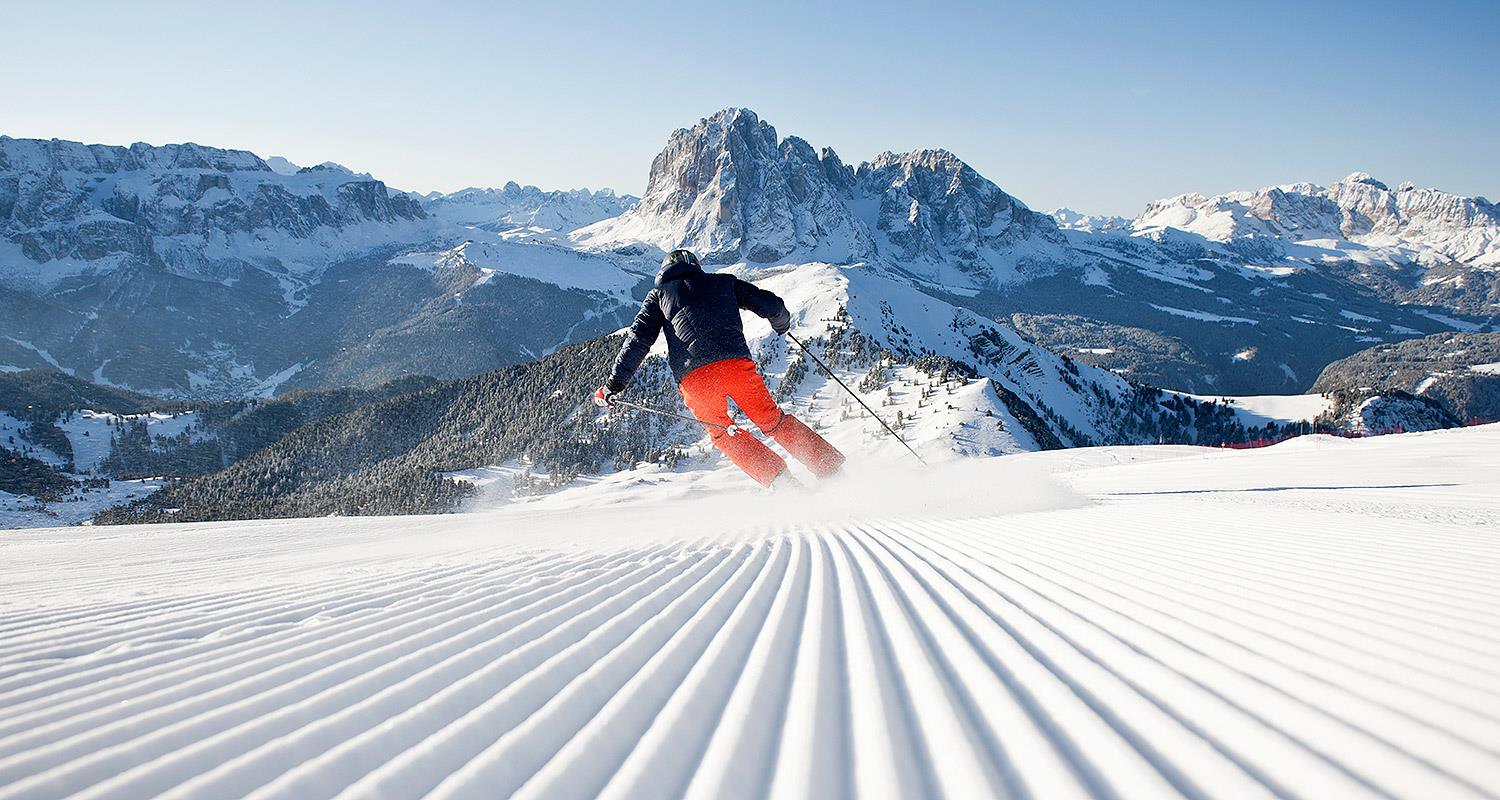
[1175,392,1333,427]
[1,409,205,528]
[0,479,164,529]
[1469,361,1500,375]
[2,425,1498,798]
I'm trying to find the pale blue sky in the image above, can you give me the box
[3,0,1495,215]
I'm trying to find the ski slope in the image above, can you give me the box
[2,426,1498,799]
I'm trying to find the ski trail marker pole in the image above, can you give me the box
[786,331,928,465]
[608,398,742,436]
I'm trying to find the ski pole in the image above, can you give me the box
[607,398,743,436]
[786,332,928,465]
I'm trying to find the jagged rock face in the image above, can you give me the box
[421,182,635,233]
[856,149,1064,282]
[0,136,427,291]
[1134,172,1500,267]
[576,108,1063,286]
[860,149,1010,261]
[615,108,870,264]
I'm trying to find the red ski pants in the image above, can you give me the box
[678,358,845,486]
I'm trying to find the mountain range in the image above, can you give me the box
[574,109,1498,393]
[5,110,1496,403]
[418,182,636,234]
[0,137,641,398]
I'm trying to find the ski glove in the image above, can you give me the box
[593,381,624,407]
[770,308,792,336]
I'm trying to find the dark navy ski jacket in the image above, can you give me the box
[608,259,791,387]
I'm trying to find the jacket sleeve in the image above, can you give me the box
[733,278,791,334]
[608,290,665,388]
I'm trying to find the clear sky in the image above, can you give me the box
[3,0,1496,216]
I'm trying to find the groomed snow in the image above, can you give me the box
[1,426,1498,799]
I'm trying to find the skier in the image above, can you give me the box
[595,249,845,489]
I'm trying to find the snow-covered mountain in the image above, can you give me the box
[573,109,1495,395]
[4,114,1496,403]
[421,183,636,234]
[1050,207,1131,233]
[0,136,427,295]
[1134,172,1500,269]
[263,155,302,175]
[0,136,646,397]
[575,108,1070,291]
[1124,173,1500,323]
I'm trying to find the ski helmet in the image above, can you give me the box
[661,249,700,271]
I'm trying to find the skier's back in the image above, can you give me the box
[597,249,845,488]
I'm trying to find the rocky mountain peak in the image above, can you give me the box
[1051,208,1130,233]
[420,181,636,233]
[1134,172,1500,267]
[574,108,1066,287]
[640,108,781,202]
[0,136,271,176]
[0,136,427,295]
[1340,171,1389,190]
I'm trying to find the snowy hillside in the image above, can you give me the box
[3,425,1496,798]
[739,261,1233,454]
[1171,391,1332,427]
[62,252,1390,529]
[390,238,645,298]
[8,247,1461,530]
[0,408,203,527]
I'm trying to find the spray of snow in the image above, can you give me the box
[684,458,1083,536]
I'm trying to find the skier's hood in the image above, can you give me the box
[655,259,704,286]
